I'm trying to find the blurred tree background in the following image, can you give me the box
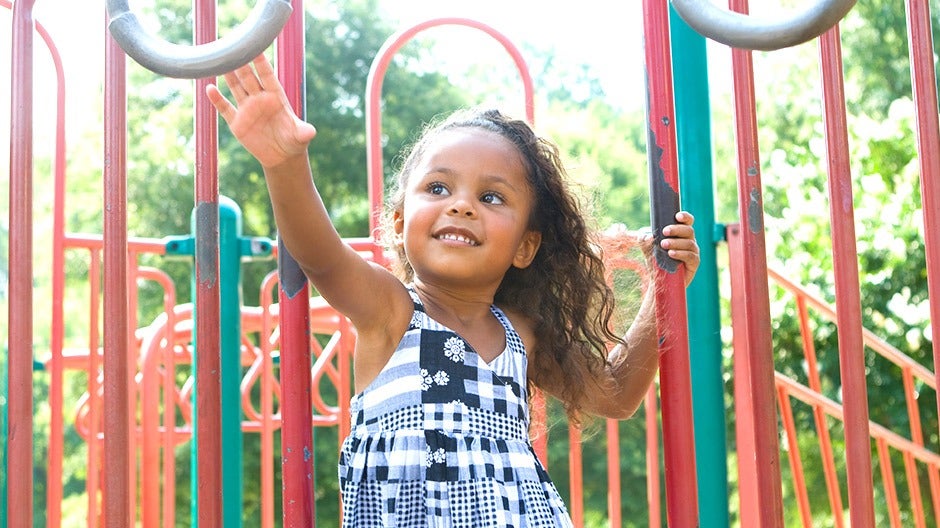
[4,0,937,525]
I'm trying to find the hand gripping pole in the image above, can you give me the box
[106,0,292,78]
[671,0,856,51]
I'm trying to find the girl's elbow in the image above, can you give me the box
[611,402,642,420]
[594,398,642,420]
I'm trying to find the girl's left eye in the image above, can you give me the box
[481,192,504,205]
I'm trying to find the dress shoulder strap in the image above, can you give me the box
[490,305,527,357]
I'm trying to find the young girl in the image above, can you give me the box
[207,55,700,527]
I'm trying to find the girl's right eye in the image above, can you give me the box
[428,182,449,195]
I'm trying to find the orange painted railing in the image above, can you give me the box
[767,266,939,526]
[727,217,939,526]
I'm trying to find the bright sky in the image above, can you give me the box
[1,1,653,170]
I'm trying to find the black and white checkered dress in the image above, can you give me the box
[338,288,573,527]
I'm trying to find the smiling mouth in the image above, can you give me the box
[435,233,479,246]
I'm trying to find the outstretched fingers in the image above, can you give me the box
[222,70,247,101]
[233,60,264,95]
[205,84,237,125]
[252,53,279,87]
[204,56,272,130]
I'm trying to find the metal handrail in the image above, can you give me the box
[105,0,292,78]
[671,0,856,51]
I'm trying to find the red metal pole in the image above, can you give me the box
[818,24,876,527]
[103,12,132,527]
[277,1,316,525]
[567,427,583,526]
[726,0,785,523]
[640,0,698,525]
[0,3,75,518]
[193,1,223,525]
[260,274,278,528]
[904,0,940,443]
[606,419,622,527]
[726,224,760,527]
[34,16,70,526]
[88,249,102,528]
[7,1,37,525]
[162,302,179,528]
[644,387,661,528]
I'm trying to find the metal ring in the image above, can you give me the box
[106,0,292,78]
[671,0,856,51]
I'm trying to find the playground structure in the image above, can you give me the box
[3,0,940,527]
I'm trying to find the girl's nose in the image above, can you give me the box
[448,196,476,217]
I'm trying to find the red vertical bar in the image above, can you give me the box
[644,387,660,528]
[261,277,278,528]
[904,0,940,441]
[876,439,903,528]
[606,419,621,527]
[163,308,178,528]
[337,317,353,447]
[127,261,139,526]
[567,427,583,527]
[7,1,36,526]
[641,0,698,525]
[41,19,69,527]
[818,25,877,528]
[726,224,760,527]
[277,1,316,525]
[88,249,102,527]
[193,1,223,526]
[777,389,813,525]
[103,14,132,528]
[726,0,785,524]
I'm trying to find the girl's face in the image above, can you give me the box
[394,128,542,290]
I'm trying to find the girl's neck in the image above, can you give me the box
[412,280,496,327]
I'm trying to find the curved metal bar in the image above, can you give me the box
[106,0,292,78]
[671,0,856,51]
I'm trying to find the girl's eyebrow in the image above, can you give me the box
[483,176,521,196]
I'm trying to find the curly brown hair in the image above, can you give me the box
[383,108,625,422]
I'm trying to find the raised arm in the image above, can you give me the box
[585,211,700,419]
[205,55,407,331]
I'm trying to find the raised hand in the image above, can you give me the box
[205,54,316,169]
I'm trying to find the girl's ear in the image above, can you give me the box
[513,230,542,269]
[392,210,405,246]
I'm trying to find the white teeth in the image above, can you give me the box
[438,233,477,245]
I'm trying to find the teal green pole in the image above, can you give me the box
[218,196,245,528]
[165,197,273,526]
[669,7,731,527]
